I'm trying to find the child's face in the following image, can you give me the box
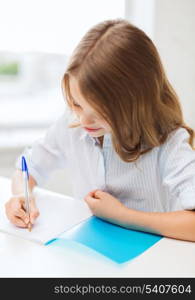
[68,76,111,137]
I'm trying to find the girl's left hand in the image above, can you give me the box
[84,189,128,224]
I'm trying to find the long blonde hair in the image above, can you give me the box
[62,19,194,162]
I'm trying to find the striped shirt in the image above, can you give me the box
[16,109,195,212]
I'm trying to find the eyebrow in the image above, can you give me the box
[70,94,101,117]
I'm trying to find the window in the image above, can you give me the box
[0,0,125,149]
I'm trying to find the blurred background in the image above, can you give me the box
[0,0,195,196]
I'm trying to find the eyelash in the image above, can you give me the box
[72,102,81,108]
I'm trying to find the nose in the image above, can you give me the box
[79,113,95,127]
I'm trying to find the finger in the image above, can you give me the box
[10,216,27,228]
[10,200,26,219]
[85,195,98,206]
[88,191,94,197]
[85,189,101,200]
[94,190,106,198]
[21,195,35,210]
[18,197,25,205]
[89,189,99,197]
[84,193,94,201]
[84,195,91,204]
[8,200,29,224]
[84,191,95,199]
[15,208,29,224]
[30,209,39,224]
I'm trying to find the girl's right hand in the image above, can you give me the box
[5,194,40,228]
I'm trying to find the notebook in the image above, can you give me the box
[0,177,162,263]
[54,216,162,263]
[0,186,92,245]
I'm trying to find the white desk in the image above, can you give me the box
[0,176,195,277]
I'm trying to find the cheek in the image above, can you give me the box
[100,121,111,131]
[72,109,81,120]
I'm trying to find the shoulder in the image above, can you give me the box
[159,127,193,154]
[168,127,191,143]
[158,127,195,163]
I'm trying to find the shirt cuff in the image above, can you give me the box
[179,187,195,210]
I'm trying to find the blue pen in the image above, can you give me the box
[22,156,32,232]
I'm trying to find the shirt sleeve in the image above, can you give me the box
[15,111,69,186]
[159,127,195,211]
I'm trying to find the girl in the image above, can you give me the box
[5,19,195,242]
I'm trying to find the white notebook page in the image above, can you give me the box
[0,179,92,244]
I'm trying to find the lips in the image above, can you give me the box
[84,127,101,132]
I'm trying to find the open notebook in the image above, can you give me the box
[0,177,162,263]
[0,185,92,245]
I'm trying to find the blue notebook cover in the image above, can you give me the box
[47,216,162,263]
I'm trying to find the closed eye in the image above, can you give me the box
[72,101,81,108]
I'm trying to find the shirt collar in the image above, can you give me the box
[79,130,99,146]
[79,130,89,141]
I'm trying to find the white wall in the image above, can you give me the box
[0,0,125,55]
[154,0,195,129]
[125,0,195,129]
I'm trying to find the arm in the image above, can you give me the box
[85,130,195,241]
[14,112,68,187]
[84,190,195,242]
[6,112,69,227]
[121,207,195,242]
